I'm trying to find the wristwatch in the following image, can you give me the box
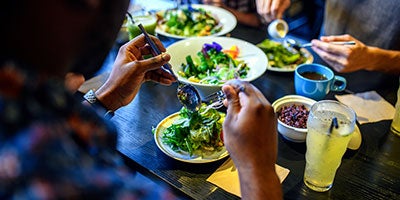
[83,89,114,119]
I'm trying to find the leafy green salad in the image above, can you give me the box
[161,104,225,156]
[257,39,308,69]
[156,7,221,37]
[178,42,249,85]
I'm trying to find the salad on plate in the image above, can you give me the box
[178,42,249,85]
[159,103,225,157]
[156,7,222,37]
[257,39,311,71]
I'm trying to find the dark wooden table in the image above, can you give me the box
[106,23,400,199]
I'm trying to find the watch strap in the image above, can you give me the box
[83,89,114,119]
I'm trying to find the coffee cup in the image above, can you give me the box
[294,64,346,100]
[267,19,288,39]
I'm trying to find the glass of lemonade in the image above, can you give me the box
[304,100,356,192]
[126,15,157,40]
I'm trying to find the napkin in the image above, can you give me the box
[335,91,395,124]
[206,159,290,197]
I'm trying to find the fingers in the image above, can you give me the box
[223,80,271,112]
[121,34,166,59]
[129,53,171,74]
[130,34,166,52]
[311,45,348,72]
[257,0,272,22]
[320,34,353,42]
[311,39,351,56]
[257,0,290,22]
[222,84,241,115]
[271,0,290,19]
[145,68,176,85]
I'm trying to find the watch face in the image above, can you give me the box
[84,90,97,104]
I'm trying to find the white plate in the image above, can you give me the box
[155,4,237,39]
[154,112,229,163]
[266,48,313,72]
[167,37,268,97]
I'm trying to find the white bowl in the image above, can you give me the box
[167,36,268,98]
[272,95,316,142]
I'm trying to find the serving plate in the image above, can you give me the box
[266,48,313,72]
[154,112,229,163]
[155,4,237,39]
[167,36,268,97]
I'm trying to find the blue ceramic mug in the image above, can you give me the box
[294,64,346,100]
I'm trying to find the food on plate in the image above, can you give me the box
[178,42,249,85]
[160,103,225,156]
[156,7,222,37]
[257,39,308,69]
[277,104,309,129]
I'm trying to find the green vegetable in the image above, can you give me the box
[179,42,249,85]
[157,8,221,37]
[257,39,307,68]
[161,104,225,156]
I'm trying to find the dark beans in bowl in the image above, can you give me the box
[277,104,309,129]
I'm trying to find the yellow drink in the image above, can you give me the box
[304,101,356,192]
[126,15,157,40]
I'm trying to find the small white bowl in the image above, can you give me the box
[272,95,316,142]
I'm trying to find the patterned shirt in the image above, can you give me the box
[0,65,175,199]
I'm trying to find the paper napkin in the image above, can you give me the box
[335,91,395,124]
[206,159,290,197]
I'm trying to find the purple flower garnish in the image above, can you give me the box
[202,42,222,53]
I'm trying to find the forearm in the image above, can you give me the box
[237,164,282,200]
[367,47,400,74]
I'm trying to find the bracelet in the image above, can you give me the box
[83,89,114,119]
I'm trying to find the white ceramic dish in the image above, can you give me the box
[266,48,313,72]
[155,4,237,39]
[167,36,268,98]
[154,112,229,163]
[272,95,362,148]
[272,95,316,142]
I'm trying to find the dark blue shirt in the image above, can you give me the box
[0,66,175,199]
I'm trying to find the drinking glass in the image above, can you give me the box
[304,100,356,192]
[391,82,400,136]
[126,14,157,40]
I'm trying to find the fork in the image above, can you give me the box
[203,90,226,109]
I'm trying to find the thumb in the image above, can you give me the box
[222,85,241,115]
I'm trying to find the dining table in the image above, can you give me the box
[80,8,400,200]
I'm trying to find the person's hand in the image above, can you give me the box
[95,34,176,111]
[222,80,277,170]
[311,34,372,73]
[222,80,281,199]
[256,0,291,22]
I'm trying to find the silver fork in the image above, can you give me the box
[202,90,226,109]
